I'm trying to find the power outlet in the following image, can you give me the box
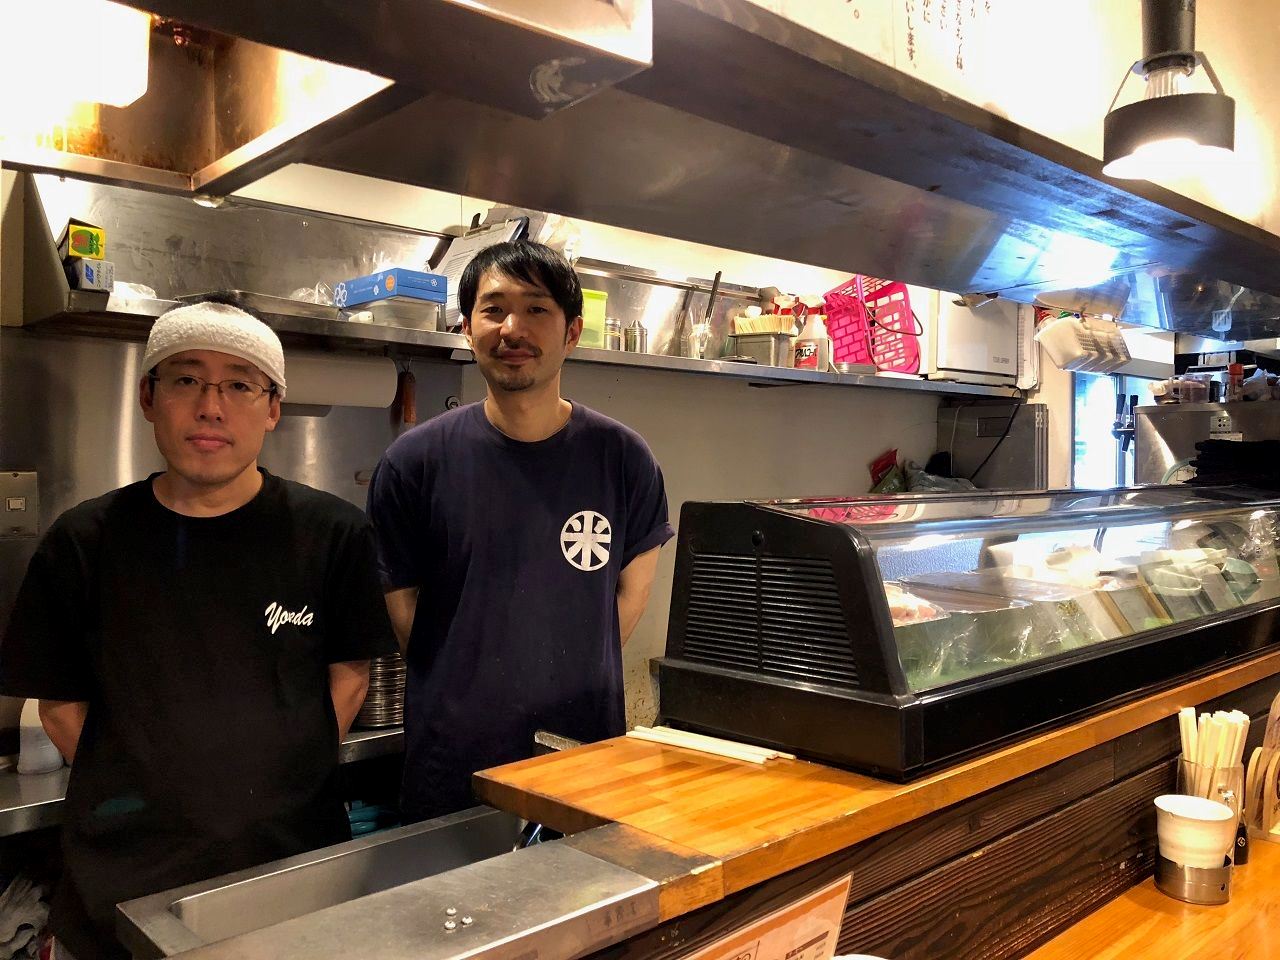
[1210,413,1243,441]
[0,471,38,538]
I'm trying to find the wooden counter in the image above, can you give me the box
[1029,838,1280,960]
[475,652,1280,959]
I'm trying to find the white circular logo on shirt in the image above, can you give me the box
[561,511,612,572]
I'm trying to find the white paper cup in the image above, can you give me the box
[1155,794,1236,869]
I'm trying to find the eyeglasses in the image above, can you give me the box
[150,373,275,407]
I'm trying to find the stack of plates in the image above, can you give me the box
[355,653,406,728]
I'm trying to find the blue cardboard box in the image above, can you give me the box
[334,268,446,309]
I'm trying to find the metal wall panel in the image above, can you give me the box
[25,174,445,303]
[0,328,463,629]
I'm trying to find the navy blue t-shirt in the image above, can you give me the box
[367,401,674,820]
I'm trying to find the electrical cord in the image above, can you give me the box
[861,297,925,374]
[968,390,1027,483]
[948,402,965,467]
[862,298,927,337]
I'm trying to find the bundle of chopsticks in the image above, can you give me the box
[627,725,794,764]
[1179,706,1249,798]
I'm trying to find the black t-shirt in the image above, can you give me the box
[367,402,673,822]
[0,470,396,959]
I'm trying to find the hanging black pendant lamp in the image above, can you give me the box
[1102,0,1235,179]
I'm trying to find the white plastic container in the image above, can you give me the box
[1034,315,1131,373]
[1034,315,1087,368]
[17,699,63,775]
[793,313,832,372]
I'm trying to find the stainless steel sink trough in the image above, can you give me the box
[117,807,522,957]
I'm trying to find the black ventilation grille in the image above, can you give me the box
[684,554,758,672]
[682,552,860,689]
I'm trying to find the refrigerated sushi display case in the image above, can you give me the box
[657,486,1280,780]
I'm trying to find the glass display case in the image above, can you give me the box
[657,486,1280,780]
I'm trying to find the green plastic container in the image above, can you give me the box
[581,289,608,348]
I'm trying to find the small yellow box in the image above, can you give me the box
[57,219,106,261]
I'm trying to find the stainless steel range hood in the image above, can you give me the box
[120,0,653,119]
[11,0,1280,339]
[210,0,1280,339]
[0,17,410,195]
[2,1,652,194]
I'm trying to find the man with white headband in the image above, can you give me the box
[0,298,396,960]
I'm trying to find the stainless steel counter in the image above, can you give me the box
[0,727,403,839]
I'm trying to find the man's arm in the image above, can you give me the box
[329,660,371,740]
[383,587,419,657]
[617,546,662,646]
[38,699,88,763]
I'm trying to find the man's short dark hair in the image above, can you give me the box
[458,240,583,325]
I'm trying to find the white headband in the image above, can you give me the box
[143,302,287,399]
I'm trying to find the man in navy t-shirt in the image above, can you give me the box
[367,241,675,821]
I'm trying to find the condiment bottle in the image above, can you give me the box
[1227,362,1245,402]
[793,313,832,372]
[623,319,648,353]
[604,317,622,351]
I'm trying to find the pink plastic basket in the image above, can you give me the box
[807,503,897,524]
[824,276,921,374]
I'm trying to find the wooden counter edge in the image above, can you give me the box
[720,650,1280,892]
[475,651,1280,917]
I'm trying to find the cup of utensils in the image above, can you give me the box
[1151,707,1256,904]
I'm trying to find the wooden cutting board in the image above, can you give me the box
[475,650,1280,920]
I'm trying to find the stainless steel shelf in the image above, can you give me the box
[0,767,70,838]
[569,345,1019,397]
[339,726,405,764]
[29,296,1018,400]
[0,727,404,839]
[43,292,472,358]
[1137,401,1280,415]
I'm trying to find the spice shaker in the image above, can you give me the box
[624,319,648,353]
[604,317,623,351]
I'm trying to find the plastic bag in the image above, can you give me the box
[871,465,906,494]
[289,282,335,306]
[869,448,898,485]
[1242,366,1271,401]
[905,462,977,493]
[111,281,156,300]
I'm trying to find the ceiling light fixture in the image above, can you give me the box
[1102,0,1235,180]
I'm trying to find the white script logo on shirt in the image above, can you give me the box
[561,510,612,572]
[265,602,315,635]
